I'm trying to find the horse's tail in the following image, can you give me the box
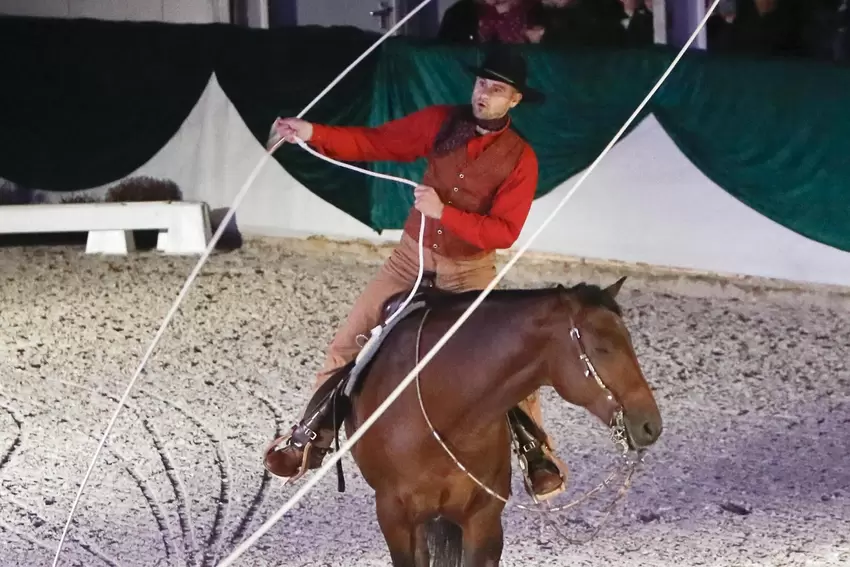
[425,516,463,567]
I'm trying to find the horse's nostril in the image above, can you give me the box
[626,415,662,447]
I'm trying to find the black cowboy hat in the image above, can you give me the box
[465,44,545,104]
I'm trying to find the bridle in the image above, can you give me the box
[413,307,645,544]
[568,316,631,454]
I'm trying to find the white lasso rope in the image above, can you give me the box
[50,1,436,565]
[216,2,721,565]
[294,140,426,325]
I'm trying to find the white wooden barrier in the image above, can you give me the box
[0,201,212,255]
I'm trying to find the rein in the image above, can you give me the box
[413,307,645,543]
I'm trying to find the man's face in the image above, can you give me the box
[471,76,522,120]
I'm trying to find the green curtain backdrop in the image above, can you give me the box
[357,41,850,252]
[650,51,850,254]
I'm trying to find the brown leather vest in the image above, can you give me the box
[402,119,527,258]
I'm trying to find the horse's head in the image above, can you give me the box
[547,277,662,451]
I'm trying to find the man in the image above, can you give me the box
[263,45,567,502]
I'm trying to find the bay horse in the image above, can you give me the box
[282,276,661,566]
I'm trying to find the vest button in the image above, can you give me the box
[458,173,464,179]
[437,229,443,234]
[453,187,458,192]
[432,243,438,249]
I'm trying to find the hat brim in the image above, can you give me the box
[465,64,546,104]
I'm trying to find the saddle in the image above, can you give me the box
[380,270,439,322]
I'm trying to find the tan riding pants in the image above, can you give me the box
[314,233,548,445]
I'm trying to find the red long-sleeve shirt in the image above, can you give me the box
[308,104,538,251]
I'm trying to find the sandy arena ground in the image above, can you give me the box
[1,235,849,567]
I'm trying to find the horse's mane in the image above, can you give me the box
[421,282,622,316]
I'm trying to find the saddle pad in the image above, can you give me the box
[342,299,427,397]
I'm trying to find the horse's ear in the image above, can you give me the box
[605,276,627,298]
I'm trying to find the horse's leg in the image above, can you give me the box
[375,493,416,567]
[413,523,431,567]
[461,499,505,567]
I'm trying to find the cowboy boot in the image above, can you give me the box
[264,387,340,480]
[508,407,567,502]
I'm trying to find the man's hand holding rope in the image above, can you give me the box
[269,117,314,148]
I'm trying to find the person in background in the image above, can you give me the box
[618,0,655,46]
[438,0,541,44]
[800,0,850,63]
[706,0,740,52]
[525,0,646,48]
[478,0,540,44]
[707,0,805,57]
[438,0,483,43]
[523,0,581,46]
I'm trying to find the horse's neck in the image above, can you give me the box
[424,294,557,434]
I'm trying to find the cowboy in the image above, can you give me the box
[264,45,568,502]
